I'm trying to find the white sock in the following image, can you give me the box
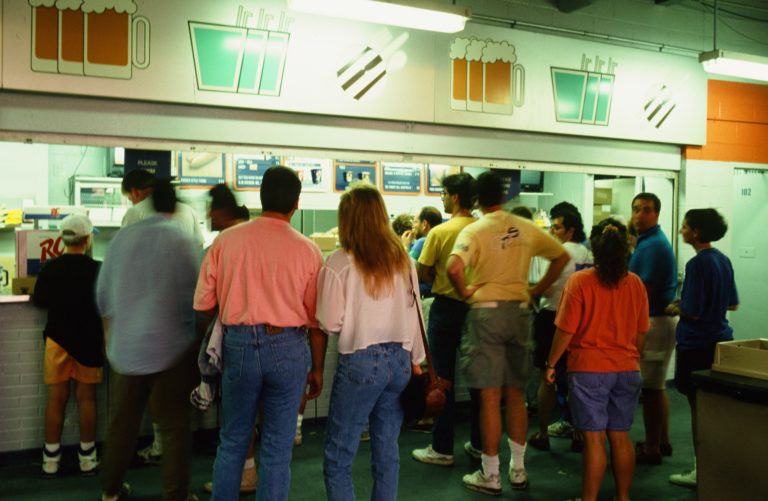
[80,441,95,451]
[45,442,60,454]
[243,457,255,470]
[152,423,162,446]
[481,453,500,476]
[508,438,526,470]
[297,414,303,428]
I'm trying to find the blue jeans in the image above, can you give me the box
[428,296,469,455]
[324,343,411,501]
[211,325,309,501]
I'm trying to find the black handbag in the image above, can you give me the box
[401,280,452,424]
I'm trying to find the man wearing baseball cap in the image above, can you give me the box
[33,213,105,479]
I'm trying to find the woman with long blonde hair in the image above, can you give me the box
[317,183,426,501]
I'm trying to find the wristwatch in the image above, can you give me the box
[545,361,556,370]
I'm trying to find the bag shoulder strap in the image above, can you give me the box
[410,270,438,382]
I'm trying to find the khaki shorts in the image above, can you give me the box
[639,316,678,390]
[43,337,103,385]
[460,301,532,389]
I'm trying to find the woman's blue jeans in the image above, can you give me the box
[324,342,412,501]
[211,325,309,501]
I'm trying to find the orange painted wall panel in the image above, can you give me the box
[707,80,768,123]
[684,80,768,163]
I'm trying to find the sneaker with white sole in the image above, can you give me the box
[547,420,574,438]
[78,445,99,475]
[41,447,61,478]
[463,441,482,460]
[101,482,131,501]
[462,469,502,496]
[411,445,454,466]
[669,468,697,487]
[509,467,529,490]
[136,441,162,465]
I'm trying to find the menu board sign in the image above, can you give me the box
[381,163,422,194]
[284,157,332,193]
[234,155,281,190]
[124,149,172,179]
[178,152,226,187]
[491,168,521,202]
[333,160,378,192]
[426,165,461,195]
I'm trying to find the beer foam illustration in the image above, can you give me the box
[465,39,485,62]
[29,0,58,7]
[81,0,138,14]
[449,38,471,60]
[54,0,83,10]
[482,41,517,64]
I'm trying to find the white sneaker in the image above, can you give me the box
[136,441,162,464]
[547,420,574,438]
[462,469,502,496]
[463,441,482,460]
[509,467,528,490]
[411,445,454,466]
[669,468,697,487]
[41,447,61,477]
[78,445,99,475]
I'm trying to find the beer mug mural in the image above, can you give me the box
[450,38,525,115]
[30,0,150,79]
[189,17,289,96]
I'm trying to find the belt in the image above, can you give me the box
[265,324,285,334]
[470,300,526,309]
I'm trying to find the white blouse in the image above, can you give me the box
[316,250,426,364]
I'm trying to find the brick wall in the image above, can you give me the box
[0,302,219,454]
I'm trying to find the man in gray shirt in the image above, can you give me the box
[97,180,200,501]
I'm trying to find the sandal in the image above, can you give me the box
[527,432,551,451]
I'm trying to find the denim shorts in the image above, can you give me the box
[568,371,641,432]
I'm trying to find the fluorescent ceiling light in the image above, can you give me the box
[699,50,768,83]
[288,0,470,33]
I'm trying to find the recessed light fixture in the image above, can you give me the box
[287,0,471,33]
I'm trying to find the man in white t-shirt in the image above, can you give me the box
[120,168,204,466]
[121,169,204,248]
[528,203,593,453]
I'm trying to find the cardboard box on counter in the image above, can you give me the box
[12,277,37,295]
[594,187,613,205]
[712,339,768,381]
[310,234,337,251]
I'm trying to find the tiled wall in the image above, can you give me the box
[0,303,219,454]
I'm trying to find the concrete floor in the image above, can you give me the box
[0,391,699,500]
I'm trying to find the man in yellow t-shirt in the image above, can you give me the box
[448,171,569,496]
[411,173,477,467]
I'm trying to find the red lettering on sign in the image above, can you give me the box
[39,237,65,262]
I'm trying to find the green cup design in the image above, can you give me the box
[551,68,614,125]
[189,21,289,96]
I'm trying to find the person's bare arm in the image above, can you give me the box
[306,327,328,400]
[544,328,573,384]
[416,262,436,284]
[528,251,570,298]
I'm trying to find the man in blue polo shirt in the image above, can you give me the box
[629,192,678,465]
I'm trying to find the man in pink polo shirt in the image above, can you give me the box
[194,166,327,501]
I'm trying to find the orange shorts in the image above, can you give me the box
[43,337,103,385]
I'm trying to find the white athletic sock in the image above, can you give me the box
[80,441,95,451]
[509,438,526,470]
[45,442,60,454]
[481,454,500,476]
[243,457,255,470]
[152,423,162,446]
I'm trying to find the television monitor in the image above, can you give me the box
[520,170,544,192]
